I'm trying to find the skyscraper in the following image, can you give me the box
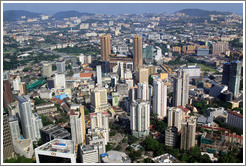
[8,115,21,141]
[31,113,43,140]
[3,80,14,109]
[133,35,143,71]
[70,106,86,153]
[137,82,150,101]
[130,100,150,138]
[100,34,111,61]
[56,61,66,74]
[180,116,197,151]
[13,76,21,91]
[153,79,167,119]
[213,42,229,55]
[137,67,149,84]
[17,95,35,140]
[90,88,108,112]
[55,73,66,89]
[173,71,189,107]
[168,107,184,131]
[43,62,52,77]
[96,65,102,86]
[90,112,109,142]
[3,113,14,160]
[19,82,27,95]
[222,61,242,98]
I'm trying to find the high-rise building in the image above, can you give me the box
[17,95,35,140]
[80,145,99,163]
[79,53,85,64]
[222,61,242,98]
[96,65,102,86]
[9,115,21,141]
[130,100,150,138]
[19,82,27,95]
[3,80,14,109]
[153,79,167,119]
[112,92,120,107]
[137,82,150,101]
[3,113,14,160]
[43,62,52,77]
[168,107,184,132]
[165,127,178,148]
[117,61,124,80]
[31,113,43,140]
[100,60,110,73]
[56,61,66,74]
[55,73,66,89]
[86,128,107,156]
[133,35,143,71]
[129,86,138,103]
[137,67,149,84]
[90,88,108,112]
[142,45,153,60]
[213,42,229,55]
[90,112,109,142]
[173,71,189,107]
[35,139,76,163]
[100,34,111,61]
[180,116,197,151]
[70,106,86,146]
[13,76,21,91]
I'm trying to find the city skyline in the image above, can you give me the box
[3,2,244,15]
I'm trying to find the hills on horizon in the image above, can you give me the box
[3,8,233,22]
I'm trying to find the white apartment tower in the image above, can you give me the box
[96,65,102,86]
[173,71,189,107]
[90,112,109,143]
[153,79,167,119]
[130,100,150,138]
[17,95,35,140]
[70,106,86,145]
[168,107,185,132]
[137,82,150,101]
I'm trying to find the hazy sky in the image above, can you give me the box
[3,3,243,15]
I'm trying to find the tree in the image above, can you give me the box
[128,135,138,144]
[200,154,212,163]
[219,152,239,163]
[144,136,159,151]
[143,158,152,163]
[181,153,189,162]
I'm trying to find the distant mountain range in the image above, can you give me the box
[3,10,41,22]
[175,9,231,17]
[3,9,233,22]
[3,10,95,22]
[52,10,95,20]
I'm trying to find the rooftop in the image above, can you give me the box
[35,139,74,154]
[101,150,131,163]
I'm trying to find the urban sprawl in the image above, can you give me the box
[2,8,244,163]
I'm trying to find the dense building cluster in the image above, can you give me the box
[2,5,243,164]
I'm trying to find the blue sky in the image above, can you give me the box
[3,3,243,15]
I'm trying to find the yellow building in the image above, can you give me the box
[186,45,196,54]
[160,73,168,81]
[137,67,149,84]
[90,88,108,112]
[172,46,181,54]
